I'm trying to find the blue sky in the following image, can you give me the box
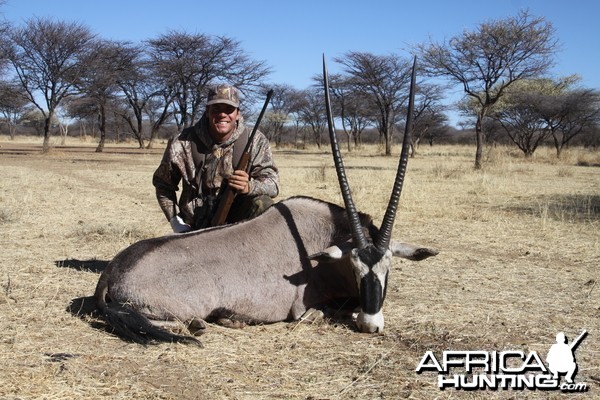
[2,0,599,119]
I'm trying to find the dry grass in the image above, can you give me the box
[0,136,598,399]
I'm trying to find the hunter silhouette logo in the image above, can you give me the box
[416,330,589,392]
[547,330,587,384]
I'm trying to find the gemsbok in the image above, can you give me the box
[92,55,437,345]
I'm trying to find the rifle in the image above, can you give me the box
[569,329,587,350]
[210,89,274,227]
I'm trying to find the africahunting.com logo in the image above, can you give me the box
[416,330,589,392]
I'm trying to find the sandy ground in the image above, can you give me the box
[0,138,598,399]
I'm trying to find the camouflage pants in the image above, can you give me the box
[192,194,274,229]
[225,194,274,224]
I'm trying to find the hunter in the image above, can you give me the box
[153,84,279,232]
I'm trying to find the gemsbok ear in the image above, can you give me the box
[308,243,354,263]
[308,247,343,263]
[389,240,439,261]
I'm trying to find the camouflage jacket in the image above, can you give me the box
[152,113,279,225]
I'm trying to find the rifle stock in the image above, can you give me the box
[210,89,274,227]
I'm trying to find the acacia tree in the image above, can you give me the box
[115,44,146,147]
[493,90,551,156]
[491,76,600,157]
[260,84,299,146]
[323,73,374,152]
[418,10,558,168]
[297,87,326,149]
[4,18,95,152]
[409,82,447,156]
[423,120,450,146]
[552,89,600,156]
[336,52,413,155]
[112,43,166,149]
[286,90,310,148]
[533,79,600,158]
[0,82,28,139]
[0,1,10,69]
[339,89,373,151]
[144,92,175,148]
[64,96,98,138]
[77,40,131,152]
[146,31,271,130]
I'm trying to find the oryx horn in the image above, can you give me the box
[375,56,417,252]
[322,54,368,250]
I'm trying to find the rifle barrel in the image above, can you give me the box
[210,89,274,226]
[569,329,587,350]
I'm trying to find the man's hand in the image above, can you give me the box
[227,170,250,194]
[170,215,192,233]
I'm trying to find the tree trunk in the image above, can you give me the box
[43,114,52,153]
[137,135,144,149]
[384,110,395,156]
[147,125,160,149]
[9,123,16,140]
[59,123,68,145]
[95,107,106,153]
[347,132,353,152]
[385,134,392,155]
[474,115,484,169]
[96,137,105,152]
[551,133,562,158]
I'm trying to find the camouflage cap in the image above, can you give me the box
[206,85,240,108]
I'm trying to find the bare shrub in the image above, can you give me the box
[557,166,574,177]
[431,163,469,179]
[0,207,18,224]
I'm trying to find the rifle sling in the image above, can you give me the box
[233,127,250,172]
[190,127,250,196]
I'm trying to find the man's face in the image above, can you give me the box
[207,103,240,143]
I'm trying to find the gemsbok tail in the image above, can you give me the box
[95,280,201,346]
[101,302,202,346]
